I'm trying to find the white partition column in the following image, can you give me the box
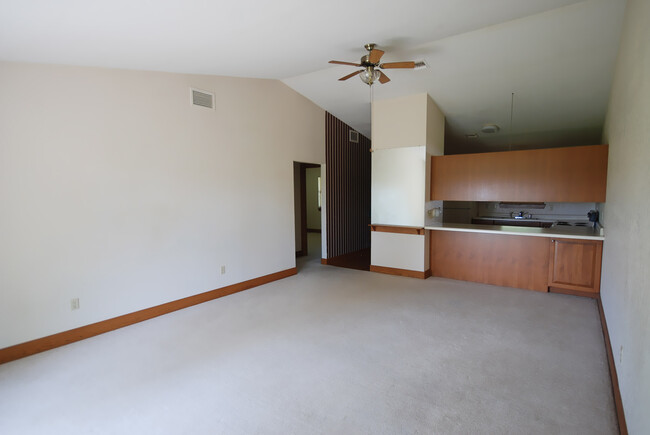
[370,93,444,277]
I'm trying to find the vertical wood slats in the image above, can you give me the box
[325,112,371,258]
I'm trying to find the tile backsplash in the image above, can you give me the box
[478,202,597,221]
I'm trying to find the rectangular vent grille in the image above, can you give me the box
[349,130,359,143]
[191,88,214,109]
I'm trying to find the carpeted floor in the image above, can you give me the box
[0,239,617,434]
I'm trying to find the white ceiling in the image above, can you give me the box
[0,0,627,151]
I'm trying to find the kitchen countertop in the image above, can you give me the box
[425,223,604,240]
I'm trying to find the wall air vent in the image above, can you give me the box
[191,88,214,109]
[349,130,359,143]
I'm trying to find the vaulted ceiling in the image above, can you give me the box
[0,0,626,152]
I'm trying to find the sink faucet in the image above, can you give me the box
[511,211,531,219]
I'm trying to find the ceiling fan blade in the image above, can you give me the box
[368,49,385,64]
[329,60,362,67]
[339,70,364,81]
[379,61,416,69]
[378,71,390,84]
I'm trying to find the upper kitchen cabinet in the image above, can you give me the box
[431,144,608,202]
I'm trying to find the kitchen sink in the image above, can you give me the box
[472,217,554,228]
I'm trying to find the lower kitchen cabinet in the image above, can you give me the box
[430,231,550,292]
[548,238,603,294]
[429,230,604,295]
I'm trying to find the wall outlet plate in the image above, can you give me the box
[71,298,80,310]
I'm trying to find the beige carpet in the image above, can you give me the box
[0,241,617,434]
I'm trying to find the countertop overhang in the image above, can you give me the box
[425,223,604,241]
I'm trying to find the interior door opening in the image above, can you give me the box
[294,162,322,265]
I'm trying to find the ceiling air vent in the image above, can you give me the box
[349,130,359,143]
[191,88,214,109]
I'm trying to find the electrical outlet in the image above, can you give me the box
[220,265,226,275]
[71,298,80,310]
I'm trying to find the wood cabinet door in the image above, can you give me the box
[431,144,608,202]
[548,239,603,293]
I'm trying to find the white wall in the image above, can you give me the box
[0,62,325,349]
[371,232,427,272]
[424,94,445,230]
[370,93,445,272]
[600,0,650,432]
[371,146,426,226]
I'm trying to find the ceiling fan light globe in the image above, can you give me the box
[360,68,381,85]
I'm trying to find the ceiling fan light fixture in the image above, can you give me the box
[330,44,416,86]
[359,67,381,85]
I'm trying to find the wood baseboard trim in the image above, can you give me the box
[549,287,599,299]
[597,297,628,435]
[321,258,328,265]
[0,267,297,365]
[370,265,429,279]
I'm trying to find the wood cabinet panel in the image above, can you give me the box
[431,144,608,202]
[430,231,550,292]
[548,239,603,293]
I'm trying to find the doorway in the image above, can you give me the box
[294,162,322,261]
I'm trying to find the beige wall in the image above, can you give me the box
[371,93,429,150]
[600,0,650,432]
[0,62,325,348]
[426,95,445,157]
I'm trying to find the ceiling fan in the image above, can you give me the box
[329,43,417,86]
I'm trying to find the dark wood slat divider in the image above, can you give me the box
[325,113,371,259]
